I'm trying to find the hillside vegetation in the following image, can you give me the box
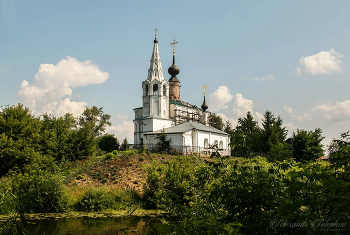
[1,104,350,235]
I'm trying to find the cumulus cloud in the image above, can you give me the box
[17,56,109,116]
[284,105,293,114]
[217,113,238,128]
[252,74,275,81]
[310,100,350,124]
[254,111,264,125]
[116,113,129,120]
[106,121,134,143]
[208,86,234,112]
[232,93,254,118]
[296,48,343,75]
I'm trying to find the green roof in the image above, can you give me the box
[169,100,202,111]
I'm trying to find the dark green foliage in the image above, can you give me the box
[11,170,69,213]
[292,128,325,162]
[155,129,171,153]
[39,113,76,162]
[268,142,293,162]
[260,110,288,154]
[230,111,261,157]
[209,114,224,131]
[98,134,119,153]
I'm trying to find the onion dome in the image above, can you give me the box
[168,55,180,81]
[201,96,208,112]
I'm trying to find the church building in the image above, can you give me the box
[133,31,229,155]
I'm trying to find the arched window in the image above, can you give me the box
[153,84,158,95]
[219,141,223,149]
[145,85,149,96]
[214,140,218,148]
[163,85,166,96]
[204,138,209,149]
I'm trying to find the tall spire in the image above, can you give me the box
[147,29,165,82]
[168,38,180,100]
[201,84,208,112]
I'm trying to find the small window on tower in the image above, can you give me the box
[145,85,149,96]
[153,84,158,95]
[163,85,166,96]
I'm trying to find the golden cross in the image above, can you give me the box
[170,38,178,54]
[154,28,157,38]
[202,84,207,96]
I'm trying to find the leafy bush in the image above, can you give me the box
[105,152,114,160]
[75,187,117,211]
[11,169,69,213]
[74,186,140,212]
[98,134,119,153]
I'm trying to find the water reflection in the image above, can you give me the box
[25,216,163,235]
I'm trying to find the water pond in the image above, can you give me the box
[1,210,170,235]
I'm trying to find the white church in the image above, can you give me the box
[133,31,230,155]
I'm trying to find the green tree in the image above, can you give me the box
[98,134,119,153]
[292,128,324,162]
[120,138,129,151]
[78,106,111,137]
[231,111,261,157]
[209,114,224,131]
[260,110,287,154]
[156,129,171,153]
[39,113,77,162]
[0,104,50,176]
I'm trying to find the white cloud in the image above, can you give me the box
[295,67,302,76]
[297,48,343,75]
[217,113,238,128]
[116,113,129,120]
[254,111,264,126]
[285,122,297,131]
[284,105,293,114]
[232,93,254,118]
[106,121,134,143]
[310,100,350,124]
[252,74,275,81]
[17,56,109,116]
[208,86,234,112]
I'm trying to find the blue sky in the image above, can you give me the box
[1,0,350,147]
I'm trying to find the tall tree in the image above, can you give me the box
[209,114,224,131]
[78,106,111,137]
[292,128,324,162]
[260,110,287,154]
[231,111,261,157]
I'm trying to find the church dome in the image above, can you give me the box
[168,63,180,77]
[201,97,208,112]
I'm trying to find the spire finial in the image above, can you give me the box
[202,84,207,96]
[154,28,157,39]
[170,38,178,55]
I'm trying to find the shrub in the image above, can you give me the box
[105,152,114,160]
[11,170,69,213]
[75,187,116,211]
[76,174,83,180]
[112,150,118,155]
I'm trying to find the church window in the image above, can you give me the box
[214,140,218,147]
[163,85,166,96]
[153,84,158,95]
[204,138,209,149]
[145,85,149,96]
[219,141,223,149]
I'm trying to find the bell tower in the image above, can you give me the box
[142,29,170,119]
